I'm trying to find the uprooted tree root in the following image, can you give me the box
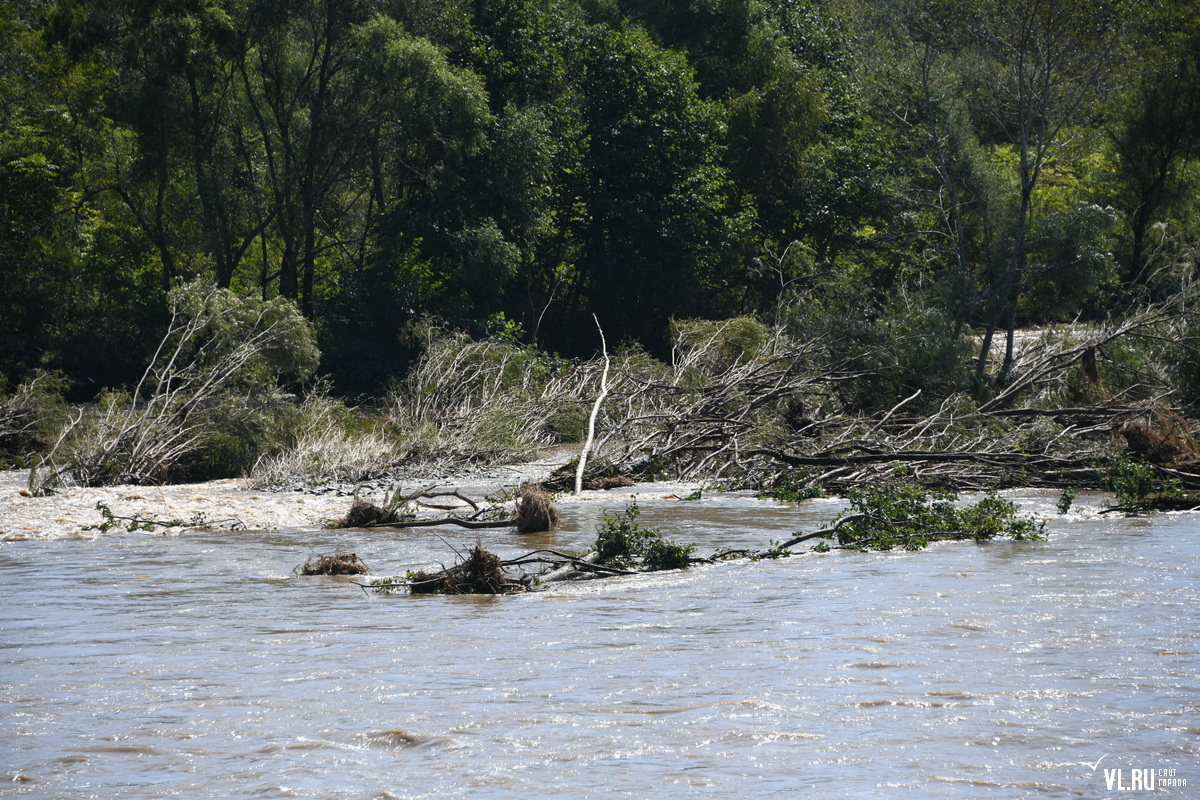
[407,544,527,594]
[515,485,560,533]
[336,500,403,528]
[1122,411,1200,467]
[300,551,371,575]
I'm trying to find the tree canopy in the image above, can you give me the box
[3,0,1198,397]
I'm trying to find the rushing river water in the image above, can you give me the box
[1,491,1197,799]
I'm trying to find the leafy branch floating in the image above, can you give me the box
[85,501,245,533]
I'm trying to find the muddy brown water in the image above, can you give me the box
[1,491,1197,798]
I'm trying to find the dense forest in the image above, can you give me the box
[3,0,1200,492]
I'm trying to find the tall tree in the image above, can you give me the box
[1107,18,1200,284]
[550,27,736,352]
[971,0,1125,378]
[238,0,379,312]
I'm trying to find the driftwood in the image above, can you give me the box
[409,544,525,594]
[333,485,563,531]
[576,316,611,495]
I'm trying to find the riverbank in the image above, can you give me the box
[0,451,717,541]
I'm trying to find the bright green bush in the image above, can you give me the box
[594,503,696,571]
[833,481,1044,551]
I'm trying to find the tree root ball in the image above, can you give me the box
[515,485,560,533]
[1123,412,1199,466]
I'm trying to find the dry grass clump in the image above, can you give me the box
[1123,411,1199,466]
[386,329,597,464]
[408,544,524,594]
[299,551,370,575]
[251,427,396,487]
[515,484,560,533]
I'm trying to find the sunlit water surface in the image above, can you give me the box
[2,492,1197,798]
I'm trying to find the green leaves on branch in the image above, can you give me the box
[829,481,1044,551]
[1100,456,1183,510]
[594,503,696,571]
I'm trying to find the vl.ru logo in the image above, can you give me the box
[1103,768,1158,791]
[1085,757,1187,792]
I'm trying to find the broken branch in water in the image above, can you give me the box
[348,485,1047,595]
[85,501,245,533]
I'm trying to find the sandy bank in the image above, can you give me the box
[0,452,709,541]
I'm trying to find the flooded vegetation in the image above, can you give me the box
[1,491,1196,798]
[3,0,1200,795]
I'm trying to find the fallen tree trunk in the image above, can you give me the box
[361,516,516,530]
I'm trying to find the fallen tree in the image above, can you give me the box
[570,302,1200,495]
[329,483,559,532]
[358,486,1045,595]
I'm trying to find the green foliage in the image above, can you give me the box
[833,482,1044,551]
[1100,456,1182,509]
[758,468,824,502]
[593,503,696,571]
[643,536,698,571]
[784,297,970,412]
[84,501,221,533]
[671,317,772,374]
[168,281,320,389]
[3,0,1199,412]
[1168,313,1200,411]
[1023,203,1122,322]
[1056,487,1077,515]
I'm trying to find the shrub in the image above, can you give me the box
[758,468,824,501]
[1100,456,1181,508]
[386,327,587,463]
[670,317,772,375]
[593,503,695,570]
[0,372,68,467]
[249,390,396,487]
[43,280,319,486]
[832,481,1044,551]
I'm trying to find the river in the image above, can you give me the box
[1,491,1196,798]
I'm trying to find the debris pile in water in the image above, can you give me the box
[299,551,370,575]
[334,500,402,528]
[408,544,523,594]
[515,484,560,533]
